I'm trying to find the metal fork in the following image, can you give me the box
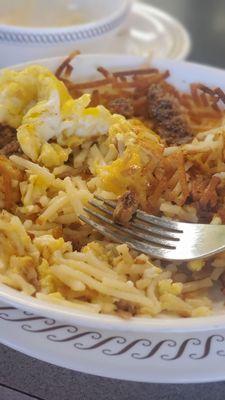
[79,195,225,261]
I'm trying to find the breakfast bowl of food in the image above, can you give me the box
[1,53,225,383]
[0,0,131,66]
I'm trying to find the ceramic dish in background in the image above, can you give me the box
[0,0,131,67]
[1,53,225,384]
[0,1,191,67]
[110,1,191,60]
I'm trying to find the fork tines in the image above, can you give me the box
[79,195,183,258]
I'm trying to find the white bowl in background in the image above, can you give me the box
[0,0,131,67]
[1,54,225,383]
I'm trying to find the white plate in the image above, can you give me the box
[1,54,225,383]
[1,299,225,384]
[111,1,191,60]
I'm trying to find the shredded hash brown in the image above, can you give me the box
[0,53,225,319]
[56,52,225,137]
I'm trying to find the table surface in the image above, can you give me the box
[2,1,225,399]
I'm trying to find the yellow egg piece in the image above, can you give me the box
[17,124,42,161]
[38,143,71,168]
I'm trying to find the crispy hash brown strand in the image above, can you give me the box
[0,156,23,210]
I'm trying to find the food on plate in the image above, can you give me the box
[147,83,193,144]
[0,54,225,319]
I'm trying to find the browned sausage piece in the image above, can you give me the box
[115,299,137,319]
[0,124,20,156]
[108,97,134,119]
[113,190,139,225]
[148,83,193,145]
[0,140,20,156]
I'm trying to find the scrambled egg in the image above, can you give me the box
[0,65,120,167]
[0,65,69,128]
[158,279,183,296]
[97,119,163,196]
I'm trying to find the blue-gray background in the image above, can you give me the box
[1,1,225,399]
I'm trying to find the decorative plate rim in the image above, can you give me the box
[1,303,225,383]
